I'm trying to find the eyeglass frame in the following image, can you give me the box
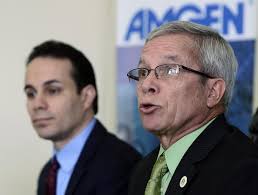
[127,63,215,82]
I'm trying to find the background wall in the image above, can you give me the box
[0,1,116,194]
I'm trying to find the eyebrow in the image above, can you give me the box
[163,55,179,62]
[24,84,34,92]
[138,57,144,64]
[24,79,61,91]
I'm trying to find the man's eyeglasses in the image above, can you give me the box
[127,64,214,82]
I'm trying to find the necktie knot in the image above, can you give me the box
[51,157,60,172]
[145,154,168,195]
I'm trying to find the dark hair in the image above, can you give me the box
[26,40,98,114]
[249,108,258,144]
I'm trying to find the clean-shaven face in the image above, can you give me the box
[24,57,88,147]
[137,34,209,137]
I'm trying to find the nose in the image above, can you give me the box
[138,71,159,95]
[31,94,48,111]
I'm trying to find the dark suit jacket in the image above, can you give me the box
[37,120,141,195]
[129,115,258,195]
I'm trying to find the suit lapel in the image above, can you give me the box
[165,115,228,195]
[38,161,51,195]
[65,120,107,195]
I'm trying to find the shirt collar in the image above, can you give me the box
[158,117,216,175]
[54,118,96,173]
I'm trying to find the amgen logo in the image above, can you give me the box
[125,3,244,42]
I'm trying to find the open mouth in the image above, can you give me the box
[139,103,160,114]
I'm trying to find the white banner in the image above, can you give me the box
[117,0,256,46]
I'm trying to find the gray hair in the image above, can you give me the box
[146,21,238,109]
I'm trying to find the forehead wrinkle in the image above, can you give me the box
[139,54,179,66]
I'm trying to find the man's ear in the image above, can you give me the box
[80,85,96,110]
[206,78,226,108]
